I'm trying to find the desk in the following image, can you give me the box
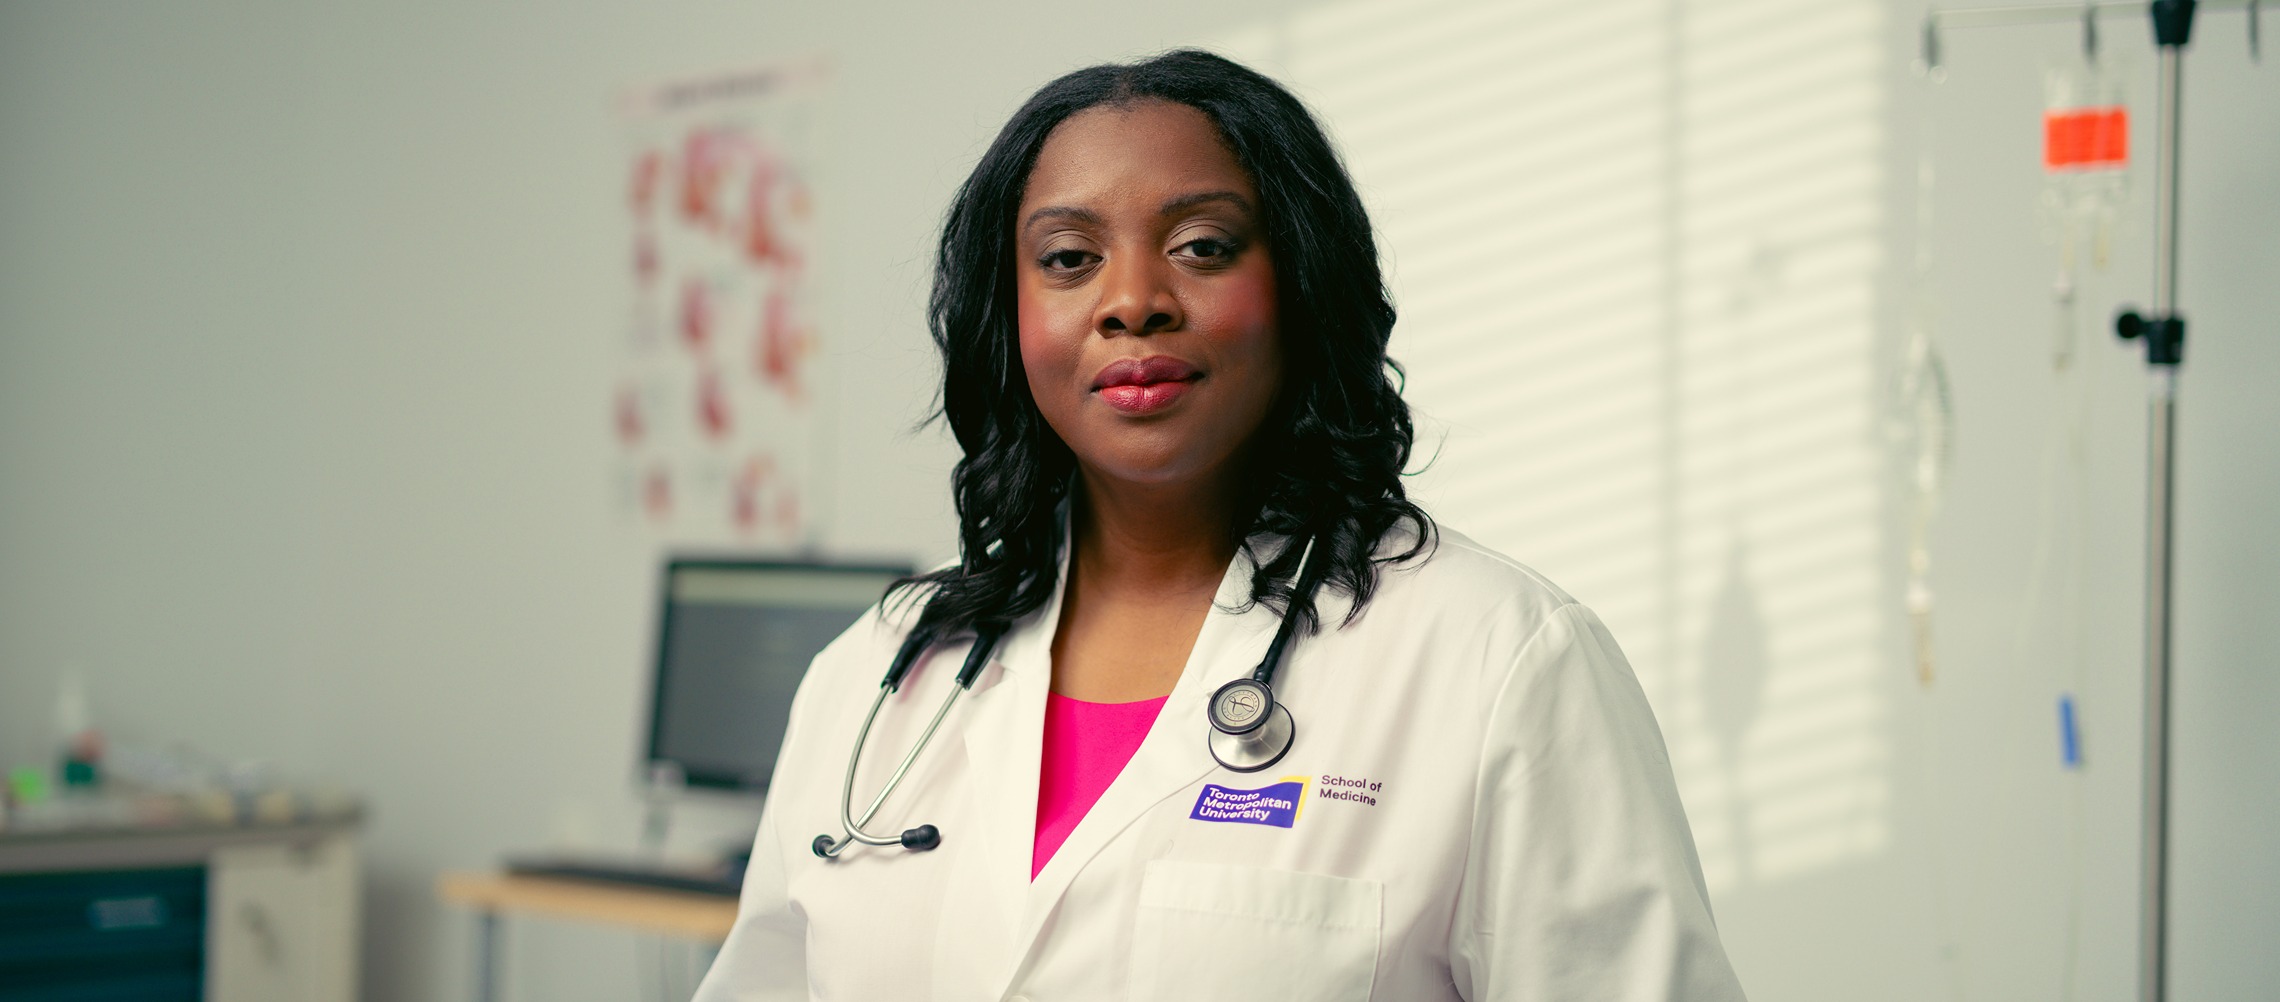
[437,871,738,1002]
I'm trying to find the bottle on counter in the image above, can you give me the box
[56,672,103,789]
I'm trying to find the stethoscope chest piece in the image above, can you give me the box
[1207,677,1295,773]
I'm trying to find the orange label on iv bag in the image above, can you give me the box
[2044,107,2128,170]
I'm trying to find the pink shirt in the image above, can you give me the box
[1032,691,1169,879]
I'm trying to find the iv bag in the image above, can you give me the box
[2040,50,2131,369]
[2041,50,2129,241]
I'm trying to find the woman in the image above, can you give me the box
[695,50,1745,1001]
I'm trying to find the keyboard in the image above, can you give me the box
[506,856,744,898]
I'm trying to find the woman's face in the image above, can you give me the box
[1015,99,1282,494]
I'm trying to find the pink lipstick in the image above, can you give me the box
[1092,356,1202,415]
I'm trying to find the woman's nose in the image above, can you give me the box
[1093,255,1181,336]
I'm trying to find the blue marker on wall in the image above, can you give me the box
[2058,693,2081,769]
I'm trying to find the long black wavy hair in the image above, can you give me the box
[889,48,1432,653]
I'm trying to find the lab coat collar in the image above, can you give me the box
[964,507,1305,990]
[984,511,1305,685]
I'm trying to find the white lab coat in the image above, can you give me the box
[694,525,1746,1001]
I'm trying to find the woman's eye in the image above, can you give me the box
[1177,237,1237,262]
[1039,249,1095,272]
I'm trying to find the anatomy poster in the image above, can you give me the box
[614,63,825,545]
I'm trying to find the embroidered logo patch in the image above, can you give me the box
[1189,779,1307,828]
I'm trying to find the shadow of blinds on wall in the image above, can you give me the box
[1214,0,1887,891]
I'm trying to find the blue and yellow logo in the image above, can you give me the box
[1188,776,1309,828]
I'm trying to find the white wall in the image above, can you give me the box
[1,3,2273,1002]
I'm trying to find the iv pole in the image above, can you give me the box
[1921,3,2260,1000]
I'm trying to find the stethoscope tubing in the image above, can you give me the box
[821,681,963,854]
[817,626,1001,857]
[1251,534,1317,690]
[818,536,1315,860]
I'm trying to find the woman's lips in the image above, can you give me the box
[1098,381,1195,414]
[1092,356,1202,415]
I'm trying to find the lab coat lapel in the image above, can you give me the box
[941,536,1068,993]
[944,645,1044,988]
[963,508,1074,905]
[1012,544,1285,950]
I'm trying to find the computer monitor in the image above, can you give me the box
[643,558,910,792]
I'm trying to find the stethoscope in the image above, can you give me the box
[813,537,1319,859]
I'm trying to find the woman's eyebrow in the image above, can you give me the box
[1021,205,1101,234]
[1160,190,1252,217]
[1020,191,1251,235]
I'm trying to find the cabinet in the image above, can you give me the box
[206,836,359,1002]
[0,809,361,1002]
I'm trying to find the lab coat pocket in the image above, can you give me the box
[1128,860,1381,1001]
